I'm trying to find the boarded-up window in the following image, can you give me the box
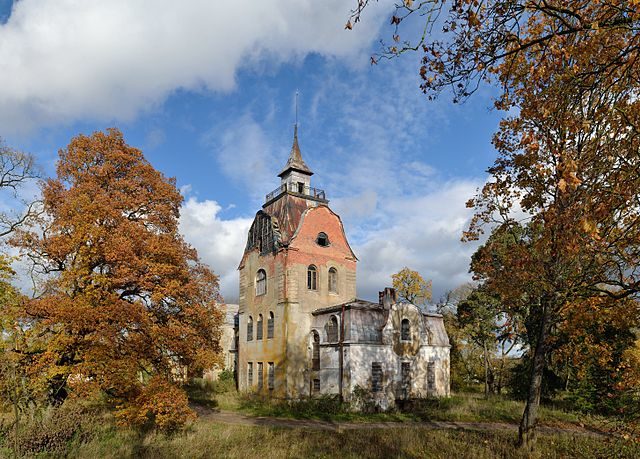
[267,311,274,339]
[307,265,317,290]
[328,267,338,293]
[372,362,383,392]
[268,362,275,390]
[247,316,253,341]
[401,319,411,341]
[257,362,263,390]
[401,362,411,399]
[427,361,436,393]
[327,316,339,342]
[256,269,266,296]
[257,314,263,340]
[248,362,253,386]
[313,379,320,394]
[312,331,320,370]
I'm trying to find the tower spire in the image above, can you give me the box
[278,96,313,178]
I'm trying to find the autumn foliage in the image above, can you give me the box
[11,129,222,428]
[391,267,432,306]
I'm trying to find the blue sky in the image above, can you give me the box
[0,0,502,303]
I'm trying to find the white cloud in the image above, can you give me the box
[179,196,252,303]
[204,114,278,203]
[0,0,391,133]
[351,179,484,303]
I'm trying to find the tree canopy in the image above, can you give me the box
[11,129,223,430]
[392,267,432,306]
[350,0,640,448]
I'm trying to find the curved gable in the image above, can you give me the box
[289,205,357,261]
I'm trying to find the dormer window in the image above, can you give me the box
[316,232,329,247]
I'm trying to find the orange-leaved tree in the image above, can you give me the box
[392,267,432,306]
[350,0,640,448]
[13,128,222,430]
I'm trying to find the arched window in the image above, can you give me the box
[247,316,254,341]
[316,232,330,247]
[267,311,274,339]
[307,265,317,290]
[327,315,339,342]
[328,267,338,293]
[312,330,320,370]
[401,318,411,341]
[257,314,263,340]
[256,269,267,296]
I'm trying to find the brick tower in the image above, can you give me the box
[237,126,357,397]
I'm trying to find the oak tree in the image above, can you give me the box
[13,129,223,429]
[350,0,640,447]
[392,267,432,306]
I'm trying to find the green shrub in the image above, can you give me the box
[5,400,100,456]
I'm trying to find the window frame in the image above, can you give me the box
[247,316,254,341]
[268,362,275,391]
[312,330,320,371]
[247,362,253,387]
[307,265,318,291]
[256,269,267,296]
[316,232,330,247]
[267,311,274,339]
[257,362,264,390]
[328,267,338,293]
[326,315,339,343]
[257,314,263,340]
[401,318,411,341]
[371,362,383,392]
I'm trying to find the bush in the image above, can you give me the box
[239,393,349,420]
[3,401,100,456]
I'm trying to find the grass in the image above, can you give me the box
[228,392,607,432]
[56,419,640,459]
[1,385,632,457]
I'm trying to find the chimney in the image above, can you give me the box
[379,287,396,310]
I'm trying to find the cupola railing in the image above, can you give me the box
[265,183,327,204]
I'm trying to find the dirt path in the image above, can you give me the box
[194,407,607,438]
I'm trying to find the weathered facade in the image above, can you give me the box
[236,127,450,406]
[204,303,238,381]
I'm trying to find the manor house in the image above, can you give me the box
[236,127,450,407]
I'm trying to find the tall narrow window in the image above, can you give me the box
[326,315,339,343]
[267,311,274,339]
[297,182,305,193]
[328,267,338,293]
[307,265,317,290]
[248,362,253,386]
[312,330,320,370]
[257,314,263,340]
[268,362,275,390]
[257,362,263,390]
[401,362,411,399]
[427,361,436,393]
[247,316,253,341]
[401,318,411,341]
[372,362,383,392]
[256,269,266,296]
[313,379,320,394]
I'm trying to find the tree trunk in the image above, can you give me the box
[518,305,550,449]
[483,341,489,397]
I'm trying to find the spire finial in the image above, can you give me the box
[295,90,299,130]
